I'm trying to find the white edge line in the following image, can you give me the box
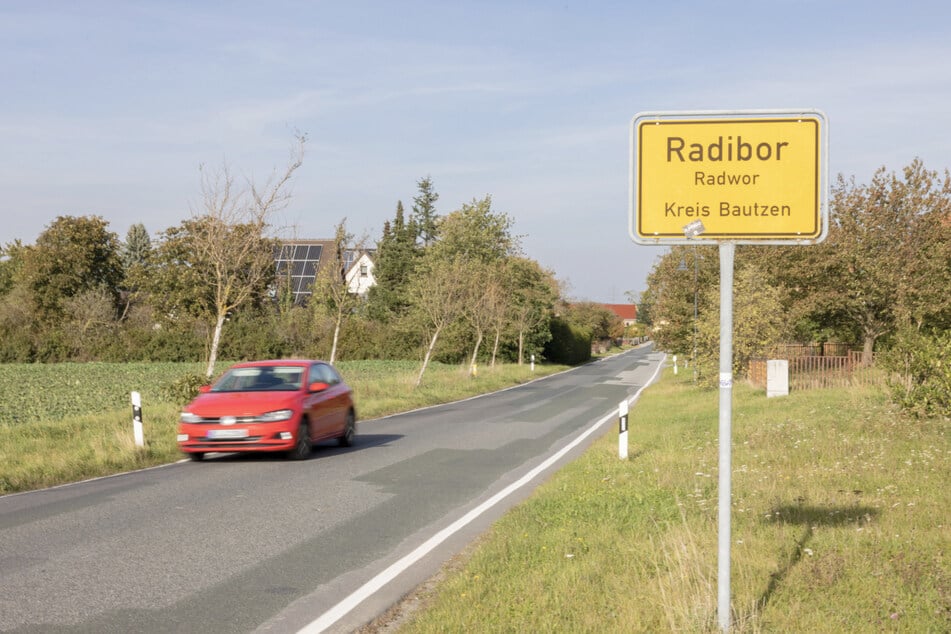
[300,353,667,633]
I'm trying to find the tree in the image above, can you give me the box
[409,254,471,387]
[755,160,951,361]
[643,246,715,356]
[633,289,654,329]
[694,260,789,386]
[0,240,26,297]
[411,175,440,246]
[423,195,519,367]
[563,301,624,342]
[461,260,505,372]
[18,215,124,321]
[505,257,558,364]
[0,283,36,361]
[366,201,419,322]
[121,223,152,272]
[117,223,154,321]
[148,135,305,377]
[882,161,951,332]
[62,287,120,361]
[484,262,511,366]
[432,195,518,263]
[312,219,362,363]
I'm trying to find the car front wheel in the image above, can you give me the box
[287,422,312,460]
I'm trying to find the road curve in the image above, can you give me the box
[0,346,663,633]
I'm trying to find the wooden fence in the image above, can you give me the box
[749,349,880,391]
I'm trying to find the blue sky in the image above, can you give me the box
[3,1,950,302]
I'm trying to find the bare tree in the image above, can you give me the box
[193,134,305,378]
[312,218,364,363]
[463,260,507,371]
[410,255,470,387]
[485,268,509,367]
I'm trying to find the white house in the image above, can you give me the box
[343,249,376,297]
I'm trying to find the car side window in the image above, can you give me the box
[310,363,338,386]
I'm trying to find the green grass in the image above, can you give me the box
[0,361,208,425]
[0,359,567,495]
[397,370,950,633]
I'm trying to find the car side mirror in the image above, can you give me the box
[309,381,330,393]
[199,385,212,394]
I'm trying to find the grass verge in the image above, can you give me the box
[0,359,567,495]
[394,369,950,633]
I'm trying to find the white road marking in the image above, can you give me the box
[299,354,665,633]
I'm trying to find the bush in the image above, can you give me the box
[880,328,951,419]
[544,317,591,365]
[161,372,209,405]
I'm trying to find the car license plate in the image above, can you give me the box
[208,428,249,439]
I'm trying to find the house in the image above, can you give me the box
[343,248,376,297]
[602,303,637,327]
[274,239,376,304]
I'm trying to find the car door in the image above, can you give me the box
[320,364,350,435]
[305,363,344,441]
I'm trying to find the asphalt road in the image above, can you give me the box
[0,346,664,633]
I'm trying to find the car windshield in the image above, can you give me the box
[211,366,304,392]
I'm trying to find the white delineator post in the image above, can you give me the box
[131,391,144,448]
[530,354,535,372]
[618,400,629,460]
[673,354,678,375]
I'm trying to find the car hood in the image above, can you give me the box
[185,391,300,417]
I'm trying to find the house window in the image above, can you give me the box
[343,249,356,272]
[359,264,368,277]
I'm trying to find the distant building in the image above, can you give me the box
[343,249,376,297]
[602,303,637,327]
[274,239,376,305]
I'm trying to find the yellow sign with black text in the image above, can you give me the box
[630,111,827,244]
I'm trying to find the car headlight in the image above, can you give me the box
[258,409,294,422]
[180,412,202,423]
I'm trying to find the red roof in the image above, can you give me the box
[603,304,637,321]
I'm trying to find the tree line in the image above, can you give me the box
[638,159,951,417]
[0,139,629,383]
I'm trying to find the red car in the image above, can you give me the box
[177,360,356,461]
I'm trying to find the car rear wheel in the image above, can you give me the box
[288,421,312,460]
[338,410,356,447]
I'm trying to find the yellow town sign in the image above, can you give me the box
[629,110,828,244]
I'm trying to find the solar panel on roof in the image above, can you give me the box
[273,242,327,305]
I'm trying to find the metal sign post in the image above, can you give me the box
[717,243,734,630]
[629,109,828,632]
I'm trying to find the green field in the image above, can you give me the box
[394,370,950,633]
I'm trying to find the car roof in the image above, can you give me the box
[230,359,328,368]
